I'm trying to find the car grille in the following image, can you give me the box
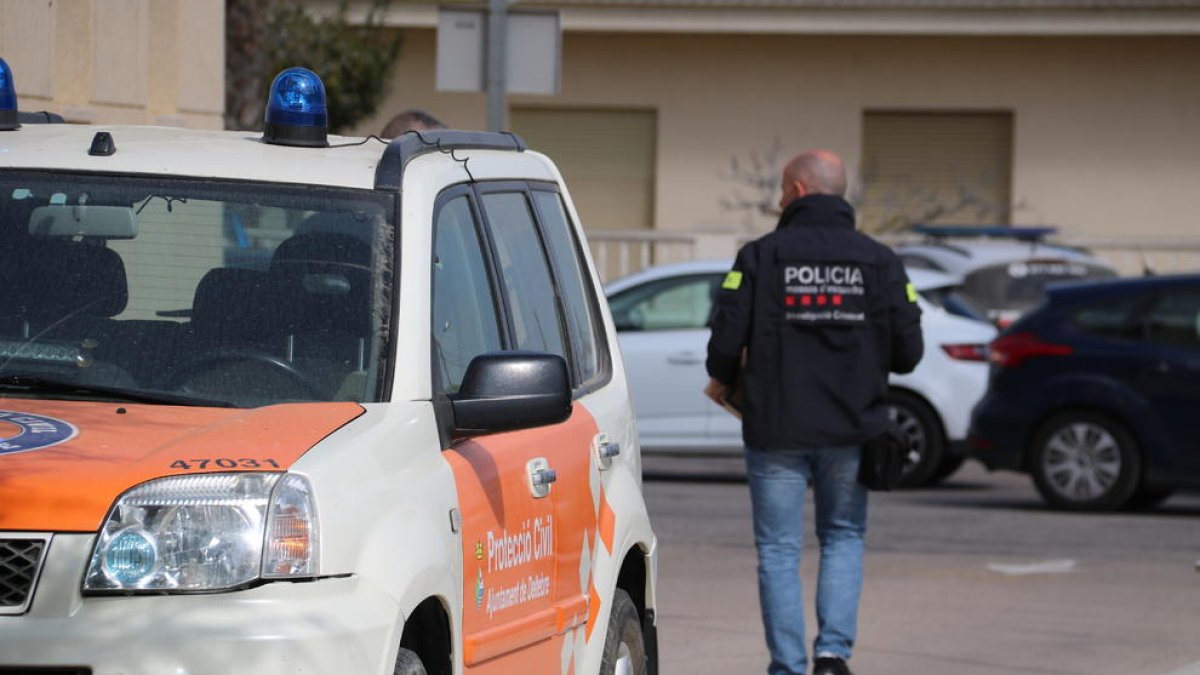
[0,536,48,615]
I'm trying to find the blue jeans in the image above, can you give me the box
[745,445,868,675]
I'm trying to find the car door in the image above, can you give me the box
[608,273,728,451]
[1136,287,1200,476]
[432,190,564,671]
[437,185,608,672]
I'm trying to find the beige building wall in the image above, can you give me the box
[0,0,224,128]
[354,29,1200,240]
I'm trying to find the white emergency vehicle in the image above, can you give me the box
[0,60,658,675]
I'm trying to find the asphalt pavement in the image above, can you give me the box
[642,456,1200,675]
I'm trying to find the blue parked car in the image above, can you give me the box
[969,274,1200,510]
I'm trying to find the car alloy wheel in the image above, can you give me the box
[1043,422,1121,497]
[1031,411,1141,511]
[887,390,945,488]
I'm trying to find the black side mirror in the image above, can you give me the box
[451,351,572,435]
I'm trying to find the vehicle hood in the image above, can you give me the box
[0,399,363,532]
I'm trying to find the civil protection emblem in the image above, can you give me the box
[475,568,485,609]
[0,410,78,455]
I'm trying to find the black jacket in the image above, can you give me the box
[706,194,923,448]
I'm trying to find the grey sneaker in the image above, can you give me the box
[813,656,854,675]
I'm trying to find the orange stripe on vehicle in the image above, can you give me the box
[462,635,564,674]
[598,487,616,554]
[556,593,589,632]
[0,400,362,532]
[586,582,603,642]
[463,606,561,665]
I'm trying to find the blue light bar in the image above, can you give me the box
[0,57,19,131]
[262,67,328,148]
[913,225,1058,241]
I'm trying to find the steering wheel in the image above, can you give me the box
[169,349,325,405]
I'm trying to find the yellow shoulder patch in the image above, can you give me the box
[906,282,918,303]
[722,271,743,290]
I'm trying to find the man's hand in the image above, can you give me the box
[703,377,728,407]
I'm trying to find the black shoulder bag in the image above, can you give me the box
[857,426,907,491]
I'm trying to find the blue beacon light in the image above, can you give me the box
[0,57,20,131]
[262,67,329,148]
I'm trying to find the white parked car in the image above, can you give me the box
[606,259,997,486]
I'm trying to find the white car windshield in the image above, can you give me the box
[0,171,395,408]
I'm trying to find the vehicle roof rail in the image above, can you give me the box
[374,129,527,191]
[17,110,66,124]
[912,224,1058,242]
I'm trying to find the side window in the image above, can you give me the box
[1146,290,1200,349]
[1070,294,1144,340]
[608,275,720,332]
[479,192,569,362]
[531,190,604,385]
[432,196,503,393]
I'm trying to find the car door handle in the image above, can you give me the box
[595,434,620,471]
[667,351,704,365]
[599,441,621,460]
[528,458,555,498]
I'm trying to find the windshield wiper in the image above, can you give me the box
[0,375,236,408]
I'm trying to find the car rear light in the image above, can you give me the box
[989,331,1073,369]
[940,343,989,362]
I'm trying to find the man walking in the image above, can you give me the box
[704,149,923,675]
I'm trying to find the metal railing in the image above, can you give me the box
[587,230,707,283]
[585,229,1200,282]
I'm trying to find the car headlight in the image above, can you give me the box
[83,473,319,593]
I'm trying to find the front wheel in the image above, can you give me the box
[600,589,647,675]
[1030,411,1140,511]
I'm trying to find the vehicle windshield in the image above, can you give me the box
[962,260,1117,314]
[0,171,395,408]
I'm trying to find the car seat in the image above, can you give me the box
[0,238,134,385]
[267,230,376,399]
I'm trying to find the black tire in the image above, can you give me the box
[1030,411,1141,511]
[600,589,648,675]
[887,391,945,489]
[393,647,428,675]
[929,455,966,485]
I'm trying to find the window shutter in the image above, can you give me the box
[511,108,657,232]
[859,111,1013,232]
